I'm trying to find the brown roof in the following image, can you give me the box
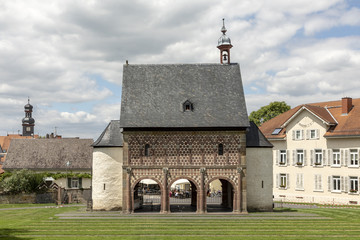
[0,134,39,174]
[3,138,93,171]
[260,98,360,139]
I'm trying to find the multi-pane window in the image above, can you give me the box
[315,149,322,165]
[310,129,317,139]
[295,130,302,140]
[280,174,287,188]
[333,176,341,192]
[350,149,359,166]
[296,150,304,166]
[333,149,340,166]
[68,177,82,189]
[280,150,287,165]
[350,177,359,193]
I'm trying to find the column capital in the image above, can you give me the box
[200,167,206,174]
[126,167,132,175]
[162,167,169,175]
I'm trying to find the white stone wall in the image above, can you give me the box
[247,147,273,211]
[92,147,123,210]
[272,109,360,205]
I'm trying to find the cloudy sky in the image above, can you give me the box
[1,0,359,139]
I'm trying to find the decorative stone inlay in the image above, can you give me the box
[127,132,245,167]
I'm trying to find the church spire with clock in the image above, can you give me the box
[22,98,35,136]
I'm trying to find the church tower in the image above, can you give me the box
[22,98,35,136]
[217,18,233,64]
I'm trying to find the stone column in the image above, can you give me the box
[240,168,248,214]
[125,167,132,214]
[199,168,206,214]
[161,167,169,214]
[234,167,242,213]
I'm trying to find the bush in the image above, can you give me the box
[1,169,46,194]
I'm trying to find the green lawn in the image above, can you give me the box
[1,204,360,239]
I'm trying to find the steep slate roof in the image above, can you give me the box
[260,98,360,139]
[3,138,93,171]
[93,120,123,147]
[0,134,39,174]
[120,63,249,129]
[246,122,273,148]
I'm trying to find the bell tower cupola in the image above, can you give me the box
[22,98,35,136]
[217,18,233,64]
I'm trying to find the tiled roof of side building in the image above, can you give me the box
[3,138,93,171]
[120,63,249,129]
[246,122,273,148]
[93,120,123,147]
[259,98,360,139]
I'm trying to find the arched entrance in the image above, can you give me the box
[133,178,161,213]
[206,178,235,212]
[169,178,198,213]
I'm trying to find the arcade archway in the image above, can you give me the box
[169,178,198,213]
[133,178,161,213]
[206,178,235,212]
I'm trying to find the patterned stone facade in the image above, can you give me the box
[122,130,248,214]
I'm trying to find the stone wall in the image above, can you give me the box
[92,147,123,210]
[247,147,273,211]
[0,189,90,204]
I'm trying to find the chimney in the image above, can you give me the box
[342,97,352,115]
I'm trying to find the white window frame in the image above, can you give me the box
[70,178,79,189]
[310,129,318,139]
[315,149,323,166]
[295,130,303,140]
[280,174,287,189]
[349,177,359,194]
[349,149,359,167]
[279,150,287,165]
[332,176,341,192]
[332,149,341,166]
[296,149,304,166]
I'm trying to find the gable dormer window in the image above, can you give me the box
[183,100,194,112]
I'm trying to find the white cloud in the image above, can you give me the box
[0,0,359,138]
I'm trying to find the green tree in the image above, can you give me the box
[249,101,291,126]
[0,169,45,194]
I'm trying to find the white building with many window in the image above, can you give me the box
[260,97,360,205]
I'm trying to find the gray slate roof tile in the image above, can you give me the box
[93,120,123,147]
[120,63,249,128]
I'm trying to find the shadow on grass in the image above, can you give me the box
[0,228,32,240]
[273,208,298,212]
